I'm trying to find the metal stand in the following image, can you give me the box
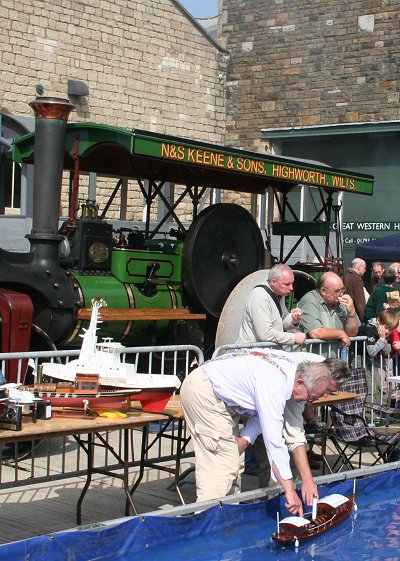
[75,429,138,524]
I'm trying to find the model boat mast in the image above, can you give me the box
[79,297,106,362]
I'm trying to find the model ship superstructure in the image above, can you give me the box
[34,298,181,411]
[271,484,356,547]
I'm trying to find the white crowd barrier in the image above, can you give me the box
[0,345,203,489]
[213,336,400,425]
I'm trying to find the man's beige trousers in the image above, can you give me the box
[180,366,243,502]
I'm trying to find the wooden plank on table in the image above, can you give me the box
[0,411,168,444]
[159,396,184,419]
[313,391,358,406]
[77,308,206,321]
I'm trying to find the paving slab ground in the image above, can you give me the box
[0,435,384,546]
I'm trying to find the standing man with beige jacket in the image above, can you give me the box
[237,263,306,346]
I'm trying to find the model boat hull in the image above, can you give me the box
[30,387,175,413]
[271,495,354,546]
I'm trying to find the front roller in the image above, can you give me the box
[182,204,265,318]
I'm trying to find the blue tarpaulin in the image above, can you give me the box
[1,469,400,561]
[355,233,400,261]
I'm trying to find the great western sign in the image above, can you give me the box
[332,221,400,246]
[333,221,400,231]
[134,134,374,196]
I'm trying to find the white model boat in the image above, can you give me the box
[39,298,181,412]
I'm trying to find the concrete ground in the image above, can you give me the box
[0,434,384,546]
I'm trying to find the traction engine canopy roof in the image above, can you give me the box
[12,123,374,196]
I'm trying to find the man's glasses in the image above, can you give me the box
[323,287,346,295]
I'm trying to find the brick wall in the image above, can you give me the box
[0,0,228,219]
[222,0,400,150]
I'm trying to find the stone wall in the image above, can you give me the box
[222,0,400,151]
[0,0,228,219]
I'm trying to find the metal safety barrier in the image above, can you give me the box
[1,339,398,489]
[0,345,203,489]
[213,336,398,425]
[213,336,368,361]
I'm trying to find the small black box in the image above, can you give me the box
[36,400,52,420]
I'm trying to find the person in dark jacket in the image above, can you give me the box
[365,267,399,320]
[370,261,385,291]
[344,258,367,322]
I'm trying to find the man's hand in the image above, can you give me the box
[291,309,303,325]
[271,462,304,516]
[377,323,389,341]
[235,435,250,455]
[294,332,307,344]
[301,479,318,506]
[284,488,303,516]
[290,446,318,507]
[340,331,351,347]
[338,294,356,316]
[338,294,358,336]
[392,341,400,351]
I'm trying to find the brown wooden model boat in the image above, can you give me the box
[271,492,355,546]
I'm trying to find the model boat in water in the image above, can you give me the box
[35,298,181,412]
[271,486,356,547]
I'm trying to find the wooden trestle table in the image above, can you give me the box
[0,410,167,524]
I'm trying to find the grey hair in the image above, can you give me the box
[295,361,332,391]
[268,263,293,281]
[384,267,397,284]
[323,357,352,385]
[350,258,365,270]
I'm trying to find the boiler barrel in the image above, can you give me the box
[65,272,183,348]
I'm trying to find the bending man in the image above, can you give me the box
[180,349,350,516]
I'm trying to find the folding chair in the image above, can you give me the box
[328,367,400,472]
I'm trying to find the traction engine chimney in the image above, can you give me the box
[27,97,74,248]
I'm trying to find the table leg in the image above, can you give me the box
[122,428,138,516]
[126,424,148,514]
[76,429,139,524]
[127,417,193,509]
[76,433,93,525]
[173,419,184,504]
[320,432,334,475]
